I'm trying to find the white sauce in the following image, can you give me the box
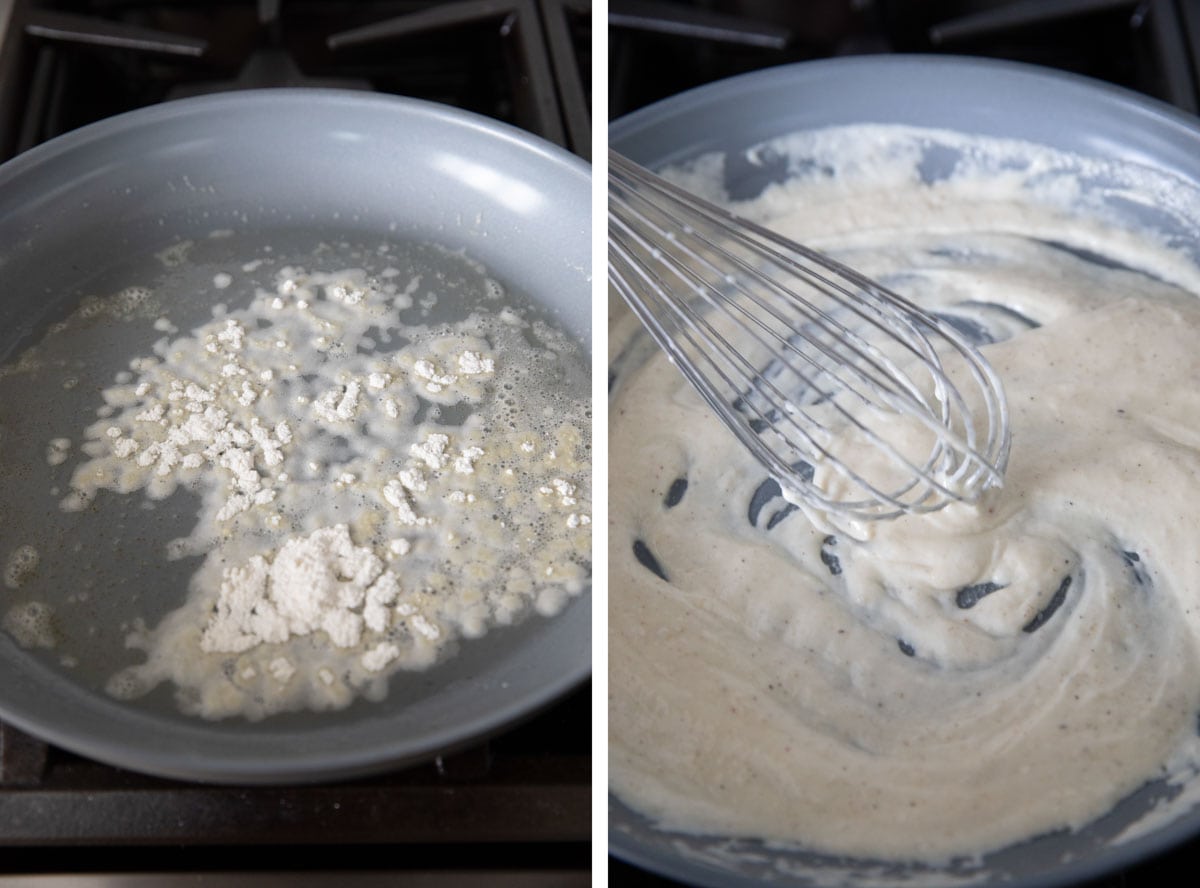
[609,126,1200,865]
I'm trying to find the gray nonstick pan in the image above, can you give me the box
[609,56,1200,888]
[0,89,590,783]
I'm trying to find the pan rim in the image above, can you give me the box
[608,53,1200,888]
[0,88,592,784]
[0,86,592,186]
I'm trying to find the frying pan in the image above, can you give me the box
[0,89,590,783]
[609,56,1200,887]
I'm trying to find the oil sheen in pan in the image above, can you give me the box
[0,227,591,721]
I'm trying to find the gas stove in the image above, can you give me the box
[609,0,1198,118]
[0,0,591,160]
[0,1,591,882]
[608,1,1200,886]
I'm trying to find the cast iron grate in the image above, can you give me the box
[608,0,1200,118]
[0,0,591,161]
[0,682,590,859]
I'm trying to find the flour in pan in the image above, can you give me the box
[198,524,398,656]
[10,251,589,721]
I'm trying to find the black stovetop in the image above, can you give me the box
[0,0,591,160]
[2,681,590,878]
[608,1,1200,886]
[609,0,1199,119]
[0,0,591,880]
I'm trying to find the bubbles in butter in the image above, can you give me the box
[4,545,39,589]
[3,600,55,649]
[0,239,589,722]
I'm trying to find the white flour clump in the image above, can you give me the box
[45,439,71,466]
[200,525,397,657]
[31,258,593,721]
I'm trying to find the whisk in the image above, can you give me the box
[608,150,1011,526]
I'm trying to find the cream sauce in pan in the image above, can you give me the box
[609,126,1200,860]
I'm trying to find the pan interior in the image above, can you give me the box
[0,90,590,781]
[609,57,1200,888]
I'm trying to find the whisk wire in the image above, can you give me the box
[609,150,1011,523]
[620,162,979,442]
[612,223,954,514]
